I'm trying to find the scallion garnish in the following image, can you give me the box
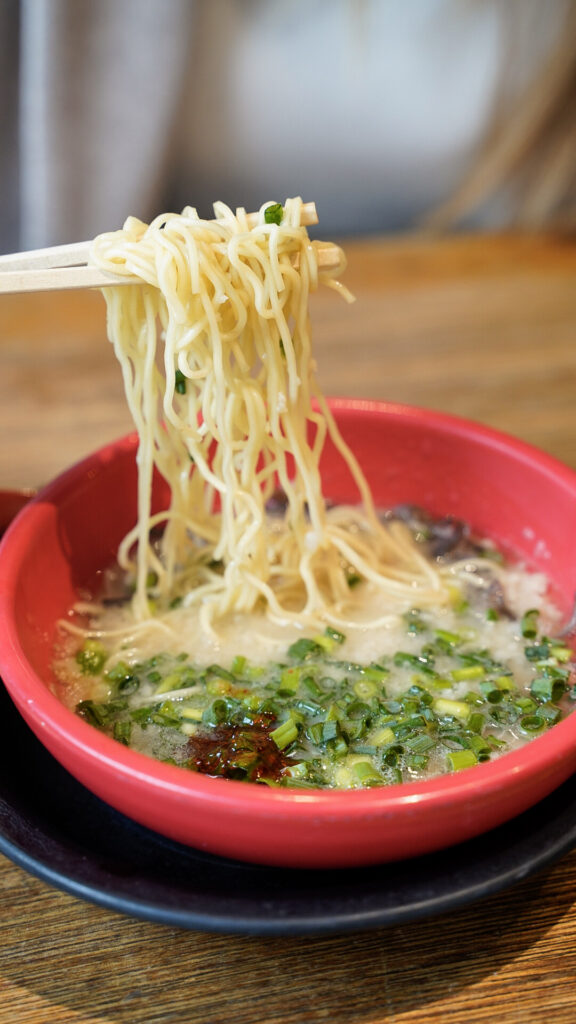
[72,591,573,789]
[270,718,298,750]
[521,608,539,638]
[75,640,108,676]
[264,203,283,225]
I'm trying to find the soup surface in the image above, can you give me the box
[54,510,575,789]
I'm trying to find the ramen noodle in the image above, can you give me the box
[54,200,575,788]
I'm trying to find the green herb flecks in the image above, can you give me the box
[75,640,108,676]
[73,608,573,789]
[175,369,187,395]
[264,203,284,225]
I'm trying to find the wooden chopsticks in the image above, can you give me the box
[0,241,132,294]
[0,203,342,295]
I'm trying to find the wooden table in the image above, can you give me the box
[1,232,576,1023]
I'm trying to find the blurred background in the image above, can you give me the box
[2,0,576,492]
[1,0,575,251]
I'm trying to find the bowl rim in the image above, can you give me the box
[1,397,576,822]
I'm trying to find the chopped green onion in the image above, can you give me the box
[301,675,324,698]
[436,629,462,647]
[521,609,539,638]
[117,674,139,696]
[106,661,136,686]
[321,720,340,743]
[538,702,562,724]
[404,754,429,769]
[550,644,572,663]
[351,761,382,786]
[466,734,492,758]
[479,682,504,704]
[394,651,436,675]
[447,749,478,771]
[432,697,471,723]
[270,718,298,749]
[520,714,545,733]
[404,733,436,754]
[113,720,132,745]
[450,665,485,682]
[346,572,362,589]
[353,679,378,700]
[180,706,203,722]
[154,671,185,695]
[405,609,428,635]
[287,637,323,660]
[362,664,389,683]
[514,698,536,716]
[324,626,346,646]
[77,700,109,727]
[75,640,108,676]
[264,203,283,225]
[231,654,247,675]
[525,643,550,661]
[370,725,395,746]
[278,666,301,695]
[530,676,566,702]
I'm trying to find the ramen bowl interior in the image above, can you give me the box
[1,399,576,869]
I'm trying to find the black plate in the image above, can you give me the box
[1,681,576,936]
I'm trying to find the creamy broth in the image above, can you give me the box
[54,517,573,789]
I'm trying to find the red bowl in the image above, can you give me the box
[1,399,576,869]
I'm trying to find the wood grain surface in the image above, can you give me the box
[1,232,576,1024]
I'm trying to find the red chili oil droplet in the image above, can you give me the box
[186,714,295,782]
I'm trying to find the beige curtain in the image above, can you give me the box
[2,0,195,252]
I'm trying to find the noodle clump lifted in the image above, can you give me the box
[89,197,447,633]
